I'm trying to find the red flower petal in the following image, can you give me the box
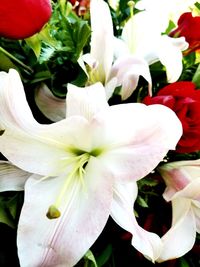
[157,81,196,97]
[170,12,200,54]
[0,0,52,39]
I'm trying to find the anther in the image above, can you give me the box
[46,205,61,219]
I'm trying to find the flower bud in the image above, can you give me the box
[0,0,52,39]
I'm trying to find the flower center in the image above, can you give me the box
[46,151,93,219]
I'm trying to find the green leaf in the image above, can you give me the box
[137,195,149,208]
[0,51,18,71]
[195,2,200,11]
[96,244,113,267]
[0,202,15,228]
[192,64,200,88]
[30,70,52,84]
[179,258,190,267]
[55,17,90,61]
[25,34,42,58]
[0,193,23,229]
[72,20,91,60]
[83,250,98,267]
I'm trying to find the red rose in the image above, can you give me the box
[170,12,200,54]
[143,81,200,153]
[0,0,52,39]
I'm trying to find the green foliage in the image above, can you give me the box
[96,244,113,267]
[192,64,200,88]
[0,192,23,229]
[0,0,91,97]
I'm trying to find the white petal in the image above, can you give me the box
[122,12,163,56]
[93,103,182,181]
[35,83,66,122]
[157,198,196,262]
[0,69,40,132]
[0,161,31,191]
[158,36,188,83]
[192,202,200,233]
[17,157,113,267]
[113,37,130,59]
[66,83,109,121]
[111,182,162,262]
[0,117,90,175]
[109,55,152,100]
[90,0,114,82]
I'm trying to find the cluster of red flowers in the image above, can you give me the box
[143,82,200,153]
[143,11,200,154]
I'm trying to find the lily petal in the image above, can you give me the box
[35,83,66,122]
[111,182,162,262]
[158,36,188,83]
[90,0,114,83]
[158,159,200,201]
[0,117,91,176]
[0,69,40,131]
[157,198,196,262]
[17,157,113,267]
[0,161,31,191]
[66,83,109,121]
[192,202,200,233]
[172,178,200,201]
[93,103,182,181]
[109,55,152,100]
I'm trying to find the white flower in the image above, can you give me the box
[0,69,182,266]
[157,159,200,262]
[119,9,188,85]
[80,0,153,100]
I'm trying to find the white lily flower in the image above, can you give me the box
[82,0,114,86]
[0,69,182,266]
[157,159,200,262]
[120,10,189,84]
[135,0,197,25]
[80,0,153,100]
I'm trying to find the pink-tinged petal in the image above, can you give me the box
[158,167,191,201]
[111,182,162,262]
[93,103,182,181]
[172,178,200,201]
[90,0,114,82]
[158,159,200,201]
[35,84,66,122]
[17,157,113,267]
[109,56,152,100]
[158,36,188,83]
[66,83,109,121]
[0,161,31,191]
[157,198,196,262]
[0,69,41,132]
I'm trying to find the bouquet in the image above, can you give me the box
[0,0,200,266]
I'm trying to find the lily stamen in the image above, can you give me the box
[46,153,90,219]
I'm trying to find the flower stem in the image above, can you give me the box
[0,46,33,73]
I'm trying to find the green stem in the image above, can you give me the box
[0,46,33,73]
